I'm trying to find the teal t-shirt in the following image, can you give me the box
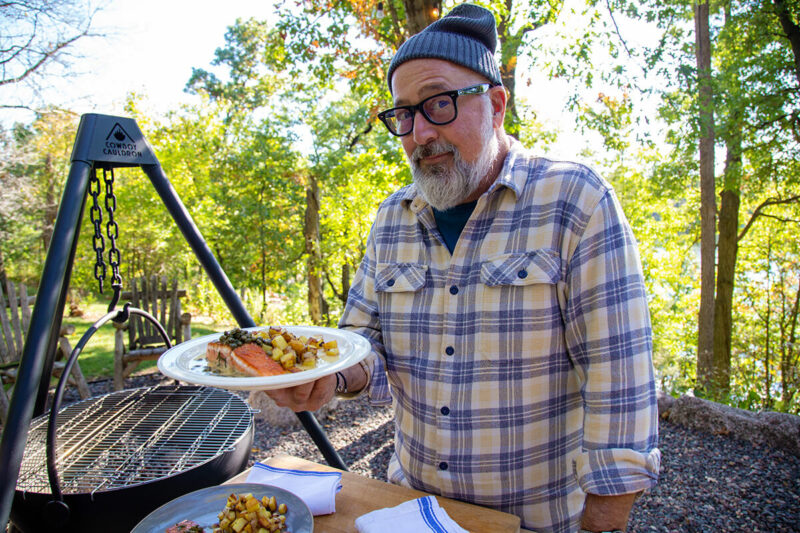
[432,200,477,253]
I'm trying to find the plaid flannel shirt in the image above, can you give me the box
[339,141,660,532]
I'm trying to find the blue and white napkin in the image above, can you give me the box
[245,462,342,516]
[355,495,469,533]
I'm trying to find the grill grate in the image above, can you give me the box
[15,385,253,494]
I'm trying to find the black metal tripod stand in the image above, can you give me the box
[0,113,347,528]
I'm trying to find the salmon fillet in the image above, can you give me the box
[228,343,285,376]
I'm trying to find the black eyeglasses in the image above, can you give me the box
[378,83,492,137]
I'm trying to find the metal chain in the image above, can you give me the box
[89,169,106,293]
[103,167,122,290]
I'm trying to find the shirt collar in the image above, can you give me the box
[486,138,526,200]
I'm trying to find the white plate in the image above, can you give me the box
[131,483,313,532]
[158,325,371,391]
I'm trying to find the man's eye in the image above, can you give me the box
[395,109,413,121]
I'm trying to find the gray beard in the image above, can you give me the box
[410,117,499,211]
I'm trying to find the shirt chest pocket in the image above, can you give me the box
[480,249,562,287]
[375,263,428,293]
[478,249,566,362]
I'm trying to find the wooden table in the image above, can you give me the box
[226,454,528,533]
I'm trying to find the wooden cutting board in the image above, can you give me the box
[226,454,522,533]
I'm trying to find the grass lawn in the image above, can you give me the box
[61,299,234,382]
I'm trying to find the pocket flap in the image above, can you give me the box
[376,263,428,292]
[480,250,561,286]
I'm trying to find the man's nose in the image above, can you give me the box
[412,110,438,145]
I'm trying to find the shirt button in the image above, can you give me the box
[517,269,528,279]
[438,461,448,471]
[449,285,458,295]
[387,279,395,287]
[440,406,450,415]
[445,346,454,356]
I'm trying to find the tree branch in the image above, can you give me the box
[738,194,800,241]
[324,269,343,303]
[0,103,34,110]
[347,121,373,152]
[0,25,91,87]
[605,0,635,59]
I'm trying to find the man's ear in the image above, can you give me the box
[490,86,508,127]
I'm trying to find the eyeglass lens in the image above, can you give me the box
[385,94,457,136]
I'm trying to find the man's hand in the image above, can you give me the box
[580,492,637,532]
[265,373,337,412]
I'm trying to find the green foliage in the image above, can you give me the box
[0,109,81,284]
[2,0,799,411]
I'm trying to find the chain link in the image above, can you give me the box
[89,169,106,293]
[104,168,122,289]
[90,167,124,296]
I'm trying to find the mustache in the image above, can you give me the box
[412,141,456,165]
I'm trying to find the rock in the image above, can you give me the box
[247,390,341,427]
[665,394,800,457]
[657,390,676,419]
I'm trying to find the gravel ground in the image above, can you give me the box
[32,373,800,532]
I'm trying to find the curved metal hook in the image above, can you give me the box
[107,283,122,313]
[46,306,173,505]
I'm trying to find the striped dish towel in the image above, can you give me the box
[246,462,342,515]
[355,496,468,533]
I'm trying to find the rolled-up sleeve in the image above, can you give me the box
[563,188,660,495]
[338,222,392,406]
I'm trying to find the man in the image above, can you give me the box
[267,4,660,532]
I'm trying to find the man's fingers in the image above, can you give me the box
[264,374,336,412]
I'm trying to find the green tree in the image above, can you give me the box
[0,109,80,286]
[544,0,800,403]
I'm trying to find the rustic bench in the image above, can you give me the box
[0,281,90,424]
[113,276,191,390]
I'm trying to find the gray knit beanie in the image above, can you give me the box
[387,3,502,92]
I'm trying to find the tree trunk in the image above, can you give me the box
[782,275,800,409]
[695,0,717,398]
[42,153,58,251]
[340,262,351,304]
[773,0,800,84]
[304,174,324,325]
[496,8,520,139]
[712,189,737,400]
[711,115,742,400]
[401,0,441,35]
[764,256,772,411]
[0,248,6,289]
[500,58,518,138]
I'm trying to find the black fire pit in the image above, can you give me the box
[10,385,253,532]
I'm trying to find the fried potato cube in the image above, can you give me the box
[288,339,306,353]
[271,347,283,361]
[271,335,288,350]
[280,352,295,369]
[245,497,260,512]
[231,517,248,532]
[323,340,338,350]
